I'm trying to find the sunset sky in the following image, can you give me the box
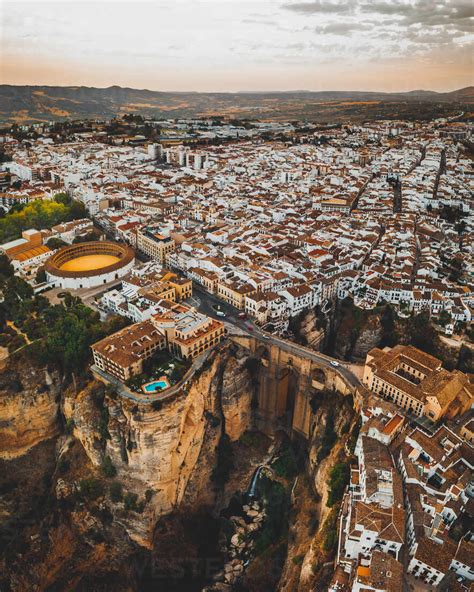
[1,0,473,92]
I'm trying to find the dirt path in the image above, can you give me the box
[6,320,32,345]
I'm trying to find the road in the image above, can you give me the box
[191,286,361,389]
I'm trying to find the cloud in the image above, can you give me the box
[282,1,353,15]
[283,0,474,31]
[318,21,375,35]
[362,0,474,23]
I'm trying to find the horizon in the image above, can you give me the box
[2,0,473,92]
[2,82,473,94]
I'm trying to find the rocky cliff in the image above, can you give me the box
[326,299,384,361]
[0,353,61,460]
[277,390,357,592]
[1,339,359,592]
[61,344,255,548]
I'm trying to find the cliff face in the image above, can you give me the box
[278,391,357,592]
[297,309,325,351]
[1,340,359,592]
[1,343,257,590]
[220,346,253,441]
[63,344,255,548]
[0,354,61,460]
[327,300,383,361]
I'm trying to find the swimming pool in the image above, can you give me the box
[142,379,169,394]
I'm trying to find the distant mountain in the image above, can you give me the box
[1,84,472,124]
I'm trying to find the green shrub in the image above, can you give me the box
[322,529,337,552]
[327,462,350,507]
[101,455,117,478]
[317,408,337,462]
[254,477,289,555]
[239,431,260,447]
[109,481,123,503]
[124,492,139,512]
[272,443,298,480]
[98,408,110,442]
[79,478,104,501]
[320,507,339,554]
[65,418,75,435]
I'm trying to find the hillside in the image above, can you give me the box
[1,85,473,124]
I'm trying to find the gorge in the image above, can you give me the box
[0,336,360,592]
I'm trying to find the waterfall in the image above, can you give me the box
[247,465,264,500]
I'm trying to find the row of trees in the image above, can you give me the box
[0,193,86,244]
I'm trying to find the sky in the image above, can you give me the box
[1,0,473,92]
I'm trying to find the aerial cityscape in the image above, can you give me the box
[0,1,473,592]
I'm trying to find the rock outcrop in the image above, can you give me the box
[0,354,61,460]
[277,390,357,592]
[296,309,325,351]
[63,344,255,548]
[328,299,383,361]
[220,347,253,441]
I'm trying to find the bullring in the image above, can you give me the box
[44,241,135,289]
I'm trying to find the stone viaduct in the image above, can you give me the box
[230,335,358,440]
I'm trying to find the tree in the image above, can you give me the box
[46,237,67,250]
[35,268,47,284]
[380,304,397,347]
[0,254,13,279]
[101,456,117,478]
[437,310,451,328]
[406,311,440,356]
[109,481,123,503]
[448,257,464,282]
[79,478,104,501]
[54,192,70,205]
[327,463,350,507]
[457,345,473,373]
[0,197,87,244]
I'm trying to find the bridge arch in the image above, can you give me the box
[229,335,356,439]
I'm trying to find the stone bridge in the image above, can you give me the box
[230,334,359,440]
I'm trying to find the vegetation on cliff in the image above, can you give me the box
[327,462,350,507]
[324,297,472,371]
[0,260,127,375]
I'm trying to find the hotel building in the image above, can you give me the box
[92,302,225,382]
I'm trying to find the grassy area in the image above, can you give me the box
[327,463,350,507]
[254,475,290,555]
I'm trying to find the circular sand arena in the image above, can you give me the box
[59,254,120,272]
[45,241,135,289]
